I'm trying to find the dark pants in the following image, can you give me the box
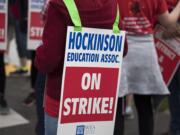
[0,54,5,98]
[134,95,154,135]
[35,72,46,135]
[30,51,38,89]
[14,20,29,58]
[114,97,125,135]
[169,67,180,135]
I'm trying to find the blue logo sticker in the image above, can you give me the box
[76,125,85,135]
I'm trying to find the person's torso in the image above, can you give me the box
[45,0,118,100]
[118,0,166,34]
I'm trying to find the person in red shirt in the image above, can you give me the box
[35,0,127,135]
[9,0,29,75]
[163,1,180,135]
[117,0,180,135]
[166,0,178,10]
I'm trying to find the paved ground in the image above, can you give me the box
[0,76,170,135]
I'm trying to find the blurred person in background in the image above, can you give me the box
[0,54,9,115]
[9,0,38,106]
[5,0,15,64]
[33,1,49,134]
[125,94,134,120]
[23,51,37,107]
[117,0,180,135]
[162,1,180,135]
[35,72,45,135]
[9,0,29,76]
[114,41,128,135]
[167,66,180,135]
[0,0,11,116]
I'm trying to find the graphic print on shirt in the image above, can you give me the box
[130,0,141,15]
[123,0,151,34]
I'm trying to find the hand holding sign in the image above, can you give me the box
[162,23,180,39]
[154,25,180,85]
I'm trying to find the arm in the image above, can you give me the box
[158,1,180,27]
[35,3,67,74]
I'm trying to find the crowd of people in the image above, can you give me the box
[0,0,180,135]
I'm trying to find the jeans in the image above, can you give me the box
[45,113,58,135]
[35,73,45,135]
[169,67,180,135]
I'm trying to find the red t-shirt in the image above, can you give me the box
[166,0,180,21]
[166,0,178,10]
[118,0,168,34]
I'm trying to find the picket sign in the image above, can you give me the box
[154,25,180,86]
[0,0,7,50]
[27,0,45,50]
[57,0,126,135]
